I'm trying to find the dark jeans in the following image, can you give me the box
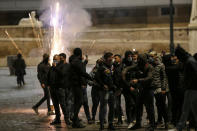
[115,94,123,121]
[123,90,137,123]
[91,86,100,119]
[72,87,84,123]
[83,88,91,120]
[136,89,155,127]
[166,92,172,122]
[33,86,51,112]
[50,88,68,120]
[65,88,73,119]
[99,90,115,125]
[171,89,184,125]
[16,74,25,85]
[155,93,168,123]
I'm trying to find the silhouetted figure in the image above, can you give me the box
[13,53,26,87]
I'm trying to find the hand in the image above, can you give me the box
[41,84,45,88]
[130,87,135,91]
[82,85,86,89]
[104,85,108,90]
[132,79,138,84]
[52,62,56,67]
[161,91,166,95]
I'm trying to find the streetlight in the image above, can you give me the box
[170,0,175,55]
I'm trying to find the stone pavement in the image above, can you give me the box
[0,66,176,131]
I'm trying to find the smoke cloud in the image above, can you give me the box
[39,0,92,61]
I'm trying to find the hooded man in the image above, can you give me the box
[175,45,197,131]
[69,48,92,128]
[32,53,54,116]
[124,54,155,131]
[13,53,26,87]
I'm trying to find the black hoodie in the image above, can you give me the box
[175,46,197,90]
[69,55,91,88]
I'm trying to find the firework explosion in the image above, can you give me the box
[41,0,92,63]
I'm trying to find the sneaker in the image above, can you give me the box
[108,124,116,130]
[50,118,61,125]
[128,122,135,129]
[47,111,55,116]
[129,123,142,130]
[65,119,72,125]
[32,106,39,115]
[165,123,175,130]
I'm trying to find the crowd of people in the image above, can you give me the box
[13,46,197,131]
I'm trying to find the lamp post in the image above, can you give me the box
[170,0,175,55]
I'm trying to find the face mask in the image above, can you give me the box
[53,60,59,65]
[127,57,132,62]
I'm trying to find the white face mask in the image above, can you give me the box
[128,57,132,62]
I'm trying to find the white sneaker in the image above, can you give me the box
[128,122,135,129]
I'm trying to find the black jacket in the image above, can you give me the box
[122,64,143,90]
[113,63,124,89]
[47,62,70,88]
[123,63,153,90]
[37,61,51,85]
[13,58,26,76]
[69,55,91,88]
[55,62,70,88]
[95,63,116,91]
[183,56,197,90]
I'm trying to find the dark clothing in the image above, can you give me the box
[164,60,185,124]
[34,86,51,112]
[95,62,116,126]
[48,63,70,121]
[69,55,91,124]
[136,89,155,127]
[155,93,168,123]
[99,90,115,125]
[123,62,155,127]
[13,58,26,86]
[91,86,100,119]
[177,90,197,129]
[113,63,124,90]
[177,56,197,129]
[13,58,26,76]
[95,63,115,91]
[90,66,100,119]
[69,55,91,87]
[37,62,50,85]
[183,56,197,90]
[122,90,137,123]
[82,88,91,121]
[50,88,68,119]
[122,64,141,123]
[113,63,124,122]
[33,61,51,112]
[16,74,25,85]
[47,63,70,88]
